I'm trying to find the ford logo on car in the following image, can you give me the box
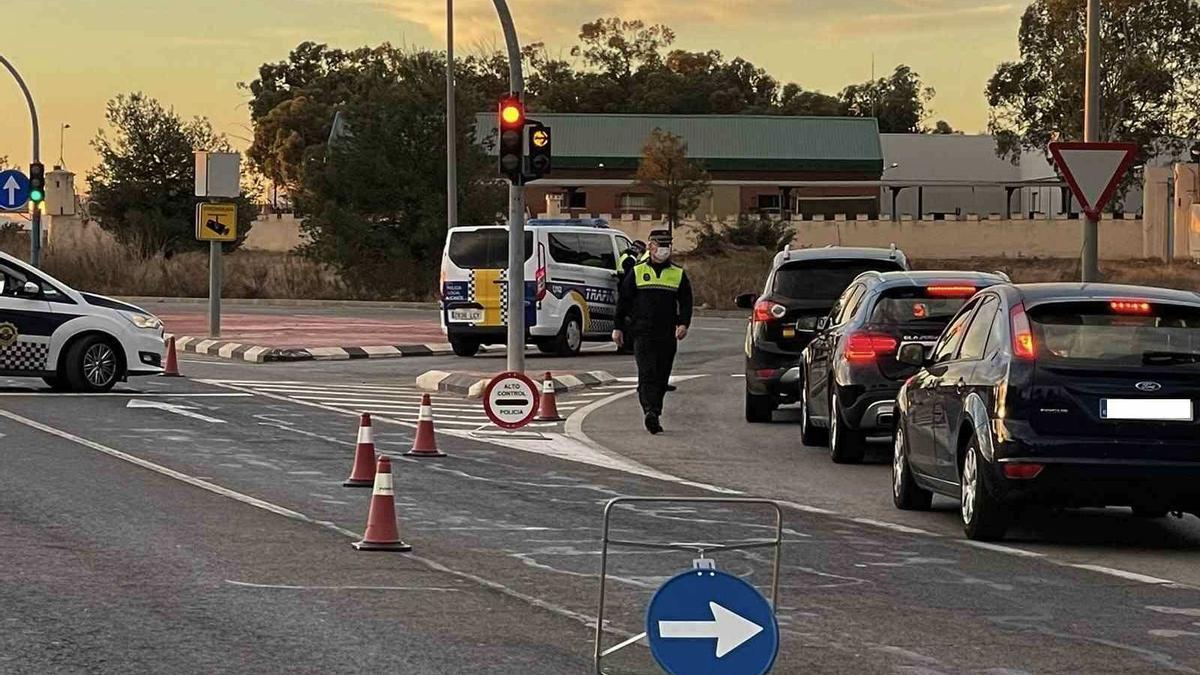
[1135,381,1163,392]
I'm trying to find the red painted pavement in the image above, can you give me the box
[159,312,446,348]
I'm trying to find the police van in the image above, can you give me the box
[0,250,166,392]
[439,219,632,357]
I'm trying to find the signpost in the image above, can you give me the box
[1048,142,1138,222]
[0,169,30,211]
[194,151,241,338]
[646,569,779,675]
[483,371,540,430]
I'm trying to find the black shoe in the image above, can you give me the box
[644,413,663,435]
[665,384,678,392]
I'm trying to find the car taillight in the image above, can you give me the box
[1003,463,1044,480]
[1110,300,1152,315]
[1010,303,1035,360]
[925,285,977,298]
[844,332,899,362]
[753,301,787,323]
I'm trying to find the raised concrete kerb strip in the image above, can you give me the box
[165,334,456,364]
[417,370,617,399]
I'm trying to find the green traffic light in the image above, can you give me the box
[29,190,44,204]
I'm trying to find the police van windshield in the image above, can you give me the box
[448,229,534,269]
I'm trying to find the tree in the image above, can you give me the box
[778,84,843,117]
[292,51,504,297]
[87,93,254,257]
[840,65,935,133]
[634,129,710,232]
[932,120,957,134]
[987,0,1200,167]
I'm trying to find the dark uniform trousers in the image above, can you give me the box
[634,335,677,416]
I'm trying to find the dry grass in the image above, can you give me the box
[0,224,355,300]
[5,227,1198,305]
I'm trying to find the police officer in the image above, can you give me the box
[617,240,646,280]
[613,230,693,434]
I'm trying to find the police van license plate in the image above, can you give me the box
[449,308,484,323]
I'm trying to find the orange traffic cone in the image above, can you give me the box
[161,336,182,377]
[352,456,412,551]
[343,413,377,487]
[405,394,447,457]
[535,372,563,421]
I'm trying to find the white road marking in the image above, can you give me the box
[0,392,252,398]
[179,358,243,366]
[960,540,1045,558]
[849,518,940,536]
[225,580,460,592]
[730,374,746,378]
[1070,565,1175,585]
[0,408,618,637]
[126,399,227,424]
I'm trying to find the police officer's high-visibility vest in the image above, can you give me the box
[617,252,636,271]
[633,262,684,291]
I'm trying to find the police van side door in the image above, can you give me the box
[0,263,54,374]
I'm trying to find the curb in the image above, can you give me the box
[417,370,617,399]
[169,335,456,363]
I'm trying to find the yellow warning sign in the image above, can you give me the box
[195,202,238,242]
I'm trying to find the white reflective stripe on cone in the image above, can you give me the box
[543,381,554,393]
[372,472,394,495]
[418,405,433,421]
[357,425,374,444]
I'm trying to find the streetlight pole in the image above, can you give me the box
[0,53,42,268]
[1081,0,1101,281]
[490,0,526,373]
[60,123,70,167]
[446,0,457,231]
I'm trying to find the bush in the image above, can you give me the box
[689,217,795,256]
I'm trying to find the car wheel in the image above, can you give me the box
[799,382,826,446]
[550,313,583,357]
[1131,507,1169,519]
[745,391,774,423]
[65,335,123,393]
[892,424,933,511]
[450,338,480,357]
[960,437,1009,541]
[829,392,865,464]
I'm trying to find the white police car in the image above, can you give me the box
[0,250,166,392]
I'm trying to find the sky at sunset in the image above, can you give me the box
[1,0,1025,179]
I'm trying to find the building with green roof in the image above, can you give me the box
[474,113,884,219]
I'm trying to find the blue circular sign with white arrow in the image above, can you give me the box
[0,169,31,211]
[646,569,779,675]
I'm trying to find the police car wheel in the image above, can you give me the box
[450,338,480,358]
[41,376,70,392]
[550,314,583,357]
[65,335,123,393]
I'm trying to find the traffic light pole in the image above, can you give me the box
[1081,0,1101,282]
[0,53,42,268]
[445,0,457,231]
[490,0,526,373]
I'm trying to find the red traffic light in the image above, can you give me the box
[499,98,524,127]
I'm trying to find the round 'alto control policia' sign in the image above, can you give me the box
[483,371,540,430]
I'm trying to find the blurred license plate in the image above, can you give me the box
[1100,399,1193,421]
[449,308,483,323]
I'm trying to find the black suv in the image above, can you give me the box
[735,246,908,423]
[892,283,1200,541]
[800,271,1007,463]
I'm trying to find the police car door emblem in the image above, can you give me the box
[0,322,17,349]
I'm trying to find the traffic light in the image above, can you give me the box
[526,123,552,180]
[497,95,525,182]
[28,162,44,205]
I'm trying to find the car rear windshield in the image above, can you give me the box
[447,229,534,269]
[1029,301,1200,367]
[869,287,974,325]
[773,260,904,300]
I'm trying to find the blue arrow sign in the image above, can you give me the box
[647,569,779,675]
[0,169,31,211]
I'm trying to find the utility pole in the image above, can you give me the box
[1081,0,1101,282]
[491,0,526,373]
[0,53,42,268]
[446,0,457,231]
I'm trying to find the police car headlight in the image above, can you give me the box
[125,313,163,330]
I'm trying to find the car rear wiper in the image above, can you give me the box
[1143,351,1200,365]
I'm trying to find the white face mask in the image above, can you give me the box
[652,247,671,263]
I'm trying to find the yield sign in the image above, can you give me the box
[1048,141,1138,220]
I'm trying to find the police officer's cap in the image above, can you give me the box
[631,240,647,253]
[648,230,672,245]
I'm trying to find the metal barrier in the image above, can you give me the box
[592,496,784,674]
